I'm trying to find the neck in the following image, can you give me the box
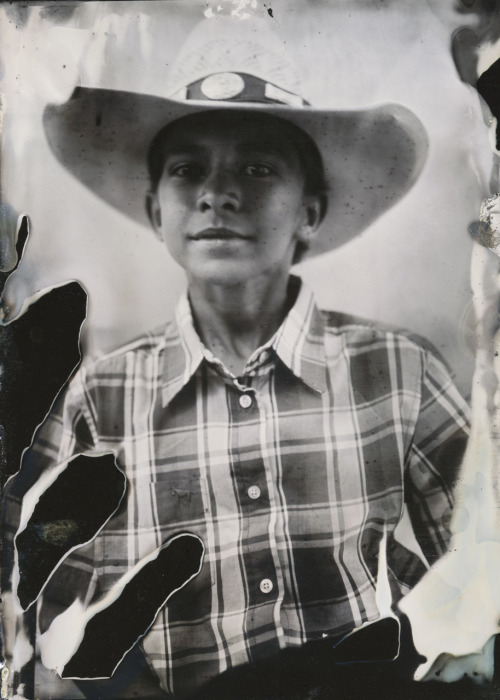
[187,273,297,375]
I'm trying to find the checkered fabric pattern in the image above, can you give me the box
[4,278,470,698]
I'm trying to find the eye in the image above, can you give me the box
[167,163,204,179]
[242,163,276,177]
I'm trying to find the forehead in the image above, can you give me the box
[157,111,303,163]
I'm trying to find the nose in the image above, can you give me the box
[197,169,240,214]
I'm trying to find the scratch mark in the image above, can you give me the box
[469,194,500,254]
[0,666,8,699]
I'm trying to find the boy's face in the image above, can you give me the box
[149,112,321,287]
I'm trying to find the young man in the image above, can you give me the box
[3,15,471,700]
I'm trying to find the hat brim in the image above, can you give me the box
[43,88,428,255]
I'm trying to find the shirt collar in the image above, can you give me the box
[161,276,328,406]
[271,278,328,394]
[160,293,205,407]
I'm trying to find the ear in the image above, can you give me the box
[296,195,323,244]
[145,191,163,241]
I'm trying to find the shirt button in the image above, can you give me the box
[239,393,252,409]
[247,485,261,500]
[260,578,273,594]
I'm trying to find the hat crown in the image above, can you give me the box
[166,16,303,102]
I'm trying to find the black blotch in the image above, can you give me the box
[0,282,86,492]
[189,616,500,699]
[15,453,126,610]
[62,533,204,679]
[13,214,29,265]
[267,7,273,17]
[333,617,399,662]
[477,58,500,150]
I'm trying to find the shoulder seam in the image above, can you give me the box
[320,308,451,361]
[88,322,174,364]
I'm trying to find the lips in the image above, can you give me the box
[189,227,251,240]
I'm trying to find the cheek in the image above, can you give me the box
[158,180,195,212]
[262,194,305,232]
[248,188,301,219]
[159,190,184,215]
[157,192,192,237]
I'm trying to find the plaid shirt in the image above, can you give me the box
[5,278,470,698]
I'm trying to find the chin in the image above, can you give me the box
[188,260,258,287]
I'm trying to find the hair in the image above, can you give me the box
[146,109,328,263]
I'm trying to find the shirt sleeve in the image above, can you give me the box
[2,367,100,623]
[404,349,471,566]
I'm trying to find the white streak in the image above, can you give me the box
[11,624,34,674]
[400,239,500,680]
[38,598,87,672]
[375,527,396,620]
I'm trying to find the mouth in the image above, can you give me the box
[188,227,252,241]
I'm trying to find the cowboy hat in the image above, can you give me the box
[43,14,428,256]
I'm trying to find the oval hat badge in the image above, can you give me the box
[201,72,245,100]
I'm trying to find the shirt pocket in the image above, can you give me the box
[134,476,211,535]
[98,476,210,578]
